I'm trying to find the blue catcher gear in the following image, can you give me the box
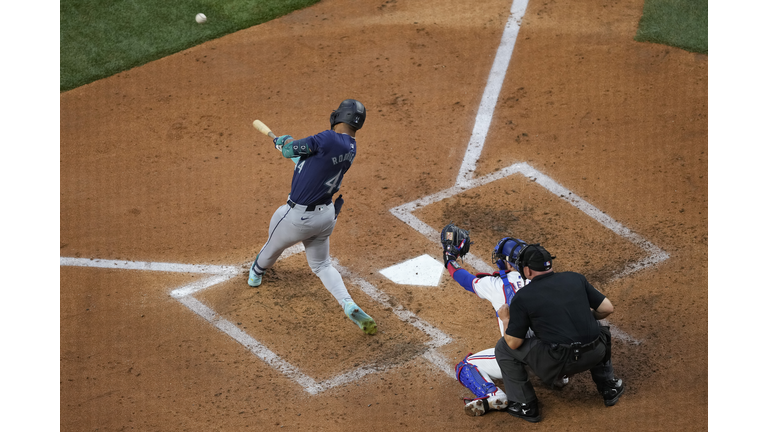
[492,237,529,272]
[455,355,499,398]
[492,237,529,301]
[330,99,366,130]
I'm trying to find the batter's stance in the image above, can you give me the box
[248,99,377,335]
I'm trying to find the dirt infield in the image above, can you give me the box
[60,0,707,430]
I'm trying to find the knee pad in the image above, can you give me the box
[455,354,499,398]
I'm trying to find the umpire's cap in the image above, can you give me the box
[519,244,555,271]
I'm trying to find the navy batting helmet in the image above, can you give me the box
[330,99,366,130]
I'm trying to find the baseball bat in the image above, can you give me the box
[252,119,277,139]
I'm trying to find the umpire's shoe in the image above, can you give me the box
[601,378,625,407]
[506,399,541,423]
[343,300,377,335]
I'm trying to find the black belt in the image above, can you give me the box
[554,336,601,361]
[287,198,332,212]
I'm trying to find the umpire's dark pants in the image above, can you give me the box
[494,326,616,403]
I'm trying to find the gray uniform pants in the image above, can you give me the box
[494,326,615,403]
[252,199,350,304]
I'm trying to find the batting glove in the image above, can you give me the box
[274,135,293,150]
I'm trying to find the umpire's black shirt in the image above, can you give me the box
[506,271,606,345]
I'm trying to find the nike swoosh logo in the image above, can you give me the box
[301,216,310,220]
[522,408,530,414]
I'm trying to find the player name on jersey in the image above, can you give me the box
[332,151,355,165]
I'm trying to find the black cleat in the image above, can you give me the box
[506,399,541,423]
[602,378,625,406]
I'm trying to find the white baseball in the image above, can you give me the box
[195,13,207,24]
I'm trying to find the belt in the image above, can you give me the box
[287,198,332,212]
[554,336,601,361]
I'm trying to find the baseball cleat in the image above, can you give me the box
[248,268,262,287]
[553,375,570,389]
[488,395,508,411]
[343,301,377,335]
[602,378,625,406]
[506,400,541,423]
[463,398,489,417]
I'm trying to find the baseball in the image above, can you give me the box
[195,13,207,24]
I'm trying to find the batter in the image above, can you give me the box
[248,99,377,335]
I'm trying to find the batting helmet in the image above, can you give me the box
[330,99,366,130]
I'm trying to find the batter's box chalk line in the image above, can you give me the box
[389,161,666,346]
[60,0,654,395]
[60,249,456,395]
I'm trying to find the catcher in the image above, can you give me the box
[440,223,531,416]
[441,223,624,422]
[440,224,575,417]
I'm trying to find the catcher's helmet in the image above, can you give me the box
[492,237,529,272]
[330,99,366,130]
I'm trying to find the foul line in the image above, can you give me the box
[59,0,653,395]
[386,0,660,346]
[59,257,239,275]
[456,0,530,187]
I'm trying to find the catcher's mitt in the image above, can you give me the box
[440,222,471,267]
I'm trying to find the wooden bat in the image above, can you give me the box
[252,119,277,139]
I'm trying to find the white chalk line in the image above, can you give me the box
[390,163,662,345]
[60,248,458,390]
[60,0,647,395]
[59,257,240,275]
[456,0,530,187]
[386,0,664,347]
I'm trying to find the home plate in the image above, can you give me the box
[379,254,445,286]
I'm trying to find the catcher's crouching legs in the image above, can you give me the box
[456,353,508,416]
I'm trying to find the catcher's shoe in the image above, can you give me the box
[464,398,489,417]
[506,399,541,423]
[463,396,507,416]
[247,268,262,287]
[343,301,377,335]
[601,378,625,407]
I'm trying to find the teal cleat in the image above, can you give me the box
[248,268,262,287]
[343,300,377,335]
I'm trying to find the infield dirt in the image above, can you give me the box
[60,0,707,430]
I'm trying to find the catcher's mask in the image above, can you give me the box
[330,99,366,130]
[492,237,528,272]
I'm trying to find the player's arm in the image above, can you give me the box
[281,137,314,159]
[273,135,316,160]
[446,260,475,292]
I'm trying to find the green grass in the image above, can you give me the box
[635,0,708,54]
[60,0,319,92]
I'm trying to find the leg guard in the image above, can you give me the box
[455,354,499,398]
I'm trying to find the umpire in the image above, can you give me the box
[495,243,624,423]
